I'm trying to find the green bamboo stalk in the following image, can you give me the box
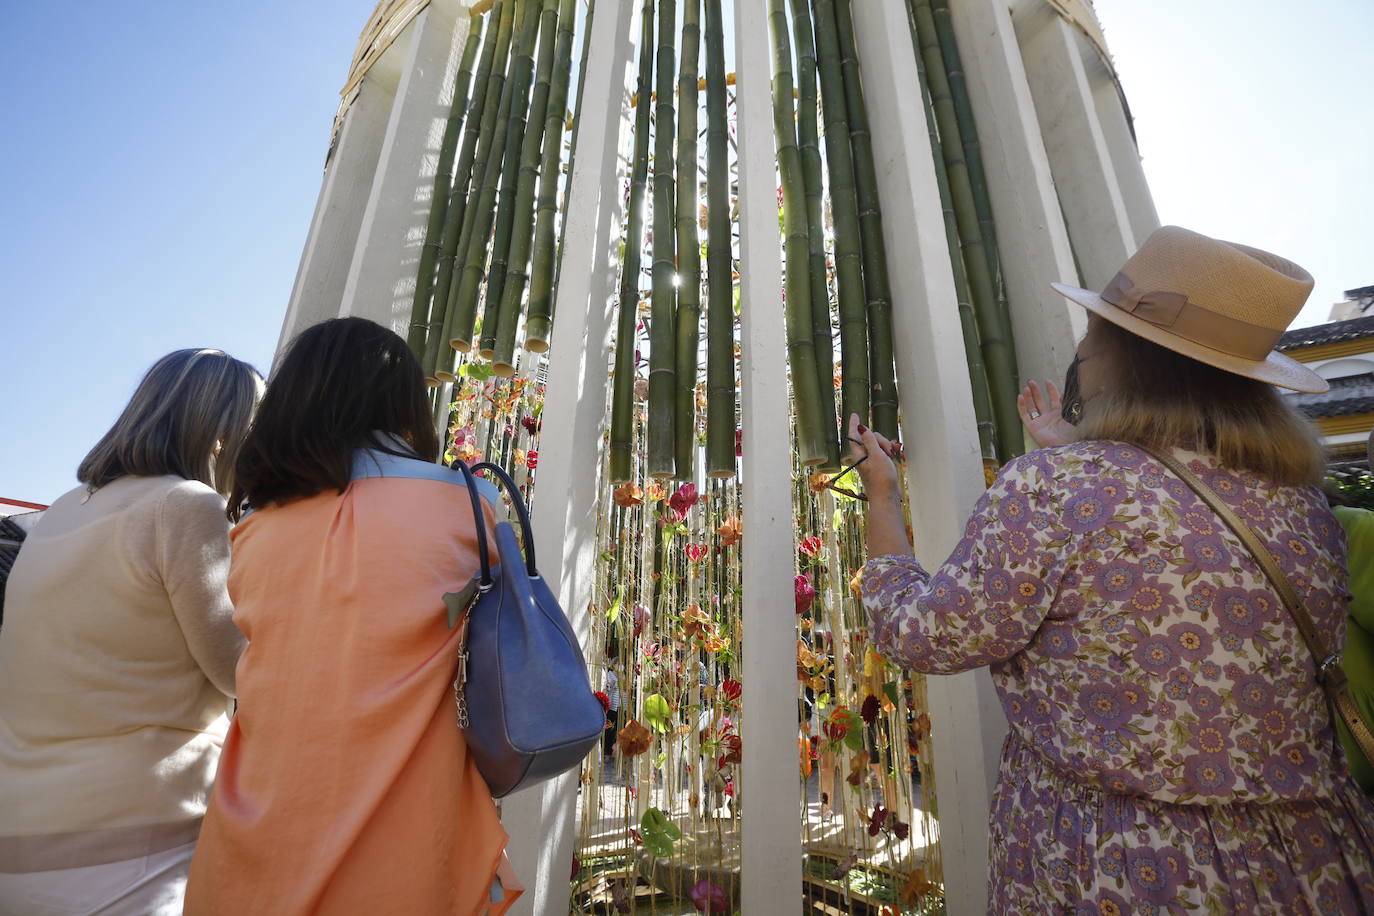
[770,0,828,468]
[930,0,1016,362]
[525,0,584,352]
[646,0,678,478]
[907,0,997,465]
[608,0,656,485]
[703,0,734,479]
[426,5,505,381]
[673,0,702,480]
[490,0,562,376]
[813,0,869,430]
[477,0,545,360]
[440,0,524,360]
[912,0,1020,461]
[834,0,898,440]
[790,0,840,471]
[410,15,483,366]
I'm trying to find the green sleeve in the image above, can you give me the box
[1335,506,1374,631]
[1334,506,1374,793]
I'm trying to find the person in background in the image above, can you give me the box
[856,226,1374,911]
[185,318,521,915]
[1332,429,1374,792]
[604,656,623,759]
[0,349,262,915]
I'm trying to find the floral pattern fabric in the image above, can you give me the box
[863,441,1374,913]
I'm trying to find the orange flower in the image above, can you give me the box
[901,869,937,905]
[613,482,644,508]
[807,471,831,493]
[848,568,864,600]
[645,479,667,503]
[717,516,742,547]
[618,719,653,758]
[682,603,713,639]
[457,442,480,465]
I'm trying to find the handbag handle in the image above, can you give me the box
[1137,444,1374,765]
[449,460,540,582]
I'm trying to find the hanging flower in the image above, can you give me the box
[860,693,880,726]
[901,869,938,905]
[668,483,699,515]
[613,482,644,507]
[617,719,653,758]
[720,678,742,708]
[734,428,743,457]
[634,377,650,400]
[686,543,709,564]
[521,415,540,435]
[525,450,538,470]
[795,574,817,615]
[571,854,580,881]
[823,705,858,747]
[682,603,713,639]
[798,536,823,558]
[865,803,889,838]
[849,567,865,600]
[691,878,728,914]
[632,603,651,637]
[594,691,611,713]
[846,752,867,787]
[701,634,728,654]
[457,442,480,465]
[717,516,742,547]
[807,471,831,493]
[645,479,668,503]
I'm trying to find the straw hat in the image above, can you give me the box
[1050,226,1329,393]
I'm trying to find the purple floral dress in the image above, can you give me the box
[862,441,1374,914]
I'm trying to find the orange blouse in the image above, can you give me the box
[186,451,520,915]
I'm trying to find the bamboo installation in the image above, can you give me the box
[703,0,735,479]
[525,0,585,352]
[812,0,869,431]
[672,0,702,480]
[490,0,561,376]
[608,0,656,485]
[834,0,899,441]
[408,15,482,365]
[770,0,829,468]
[789,0,841,472]
[646,0,678,478]
[913,0,1021,461]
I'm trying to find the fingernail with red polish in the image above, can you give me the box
[857,424,868,434]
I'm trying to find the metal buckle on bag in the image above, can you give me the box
[1317,654,1345,686]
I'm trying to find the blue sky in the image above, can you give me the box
[2,0,1369,504]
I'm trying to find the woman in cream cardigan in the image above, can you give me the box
[0,349,261,915]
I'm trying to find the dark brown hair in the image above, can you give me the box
[79,349,263,498]
[229,318,439,519]
[1074,318,1326,486]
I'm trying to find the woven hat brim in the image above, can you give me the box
[1050,282,1329,394]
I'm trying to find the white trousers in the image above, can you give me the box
[0,840,194,916]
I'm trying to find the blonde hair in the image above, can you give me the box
[1074,318,1325,487]
[78,350,264,498]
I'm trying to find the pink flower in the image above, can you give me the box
[686,543,709,563]
[799,536,823,558]
[632,604,651,637]
[795,573,817,614]
[691,878,728,914]
[668,483,699,516]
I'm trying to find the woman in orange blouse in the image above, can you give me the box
[185,318,520,915]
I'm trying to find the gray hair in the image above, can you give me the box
[78,349,264,498]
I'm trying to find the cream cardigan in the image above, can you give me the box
[0,475,245,871]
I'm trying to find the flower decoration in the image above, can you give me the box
[795,573,817,615]
[668,483,699,516]
[594,691,611,713]
[686,543,709,564]
[632,603,651,637]
[613,482,644,507]
[717,516,742,546]
[719,678,742,708]
[690,878,727,914]
[799,536,823,558]
[860,693,880,726]
[634,377,650,400]
[734,429,742,457]
[525,450,538,469]
[521,415,540,435]
[682,603,715,640]
[617,719,653,758]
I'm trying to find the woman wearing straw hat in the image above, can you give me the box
[852,226,1374,912]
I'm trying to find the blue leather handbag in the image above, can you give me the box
[444,461,605,798]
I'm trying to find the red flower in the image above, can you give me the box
[823,705,856,743]
[525,450,538,469]
[571,854,580,881]
[867,804,889,837]
[735,429,743,457]
[795,574,817,615]
[594,691,611,712]
[668,483,699,516]
[860,693,880,725]
[686,543,709,563]
[720,678,742,707]
[521,416,540,435]
[799,536,823,558]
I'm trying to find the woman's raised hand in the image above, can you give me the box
[848,414,900,501]
[1016,380,1075,449]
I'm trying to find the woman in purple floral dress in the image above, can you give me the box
[854,227,1374,913]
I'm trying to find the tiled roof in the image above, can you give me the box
[1285,373,1374,419]
[1278,315,1374,351]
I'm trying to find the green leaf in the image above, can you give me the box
[842,727,865,754]
[882,681,901,708]
[643,693,672,732]
[832,508,844,530]
[816,692,831,710]
[467,362,493,381]
[606,586,623,624]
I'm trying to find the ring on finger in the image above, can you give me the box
[1028,410,1041,420]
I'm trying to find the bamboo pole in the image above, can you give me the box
[673,0,702,480]
[789,0,840,471]
[491,0,562,376]
[834,0,899,440]
[477,0,545,360]
[426,4,506,381]
[647,0,678,478]
[608,0,656,485]
[410,15,483,365]
[441,0,526,357]
[526,0,586,353]
[703,0,735,479]
[906,0,998,465]
[912,0,1021,461]
[770,0,828,468]
[813,0,869,430]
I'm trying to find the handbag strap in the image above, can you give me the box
[448,460,540,580]
[1138,444,1374,764]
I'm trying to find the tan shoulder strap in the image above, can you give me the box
[1137,444,1374,765]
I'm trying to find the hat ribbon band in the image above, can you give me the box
[1101,271,1283,361]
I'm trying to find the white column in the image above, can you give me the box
[734,1,804,911]
[1088,71,1160,246]
[1014,3,1136,291]
[850,5,1006,913]
[277,80,392,364]
[945,0,1085,390]
[496,1,638,912]
[338,0,468,333]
